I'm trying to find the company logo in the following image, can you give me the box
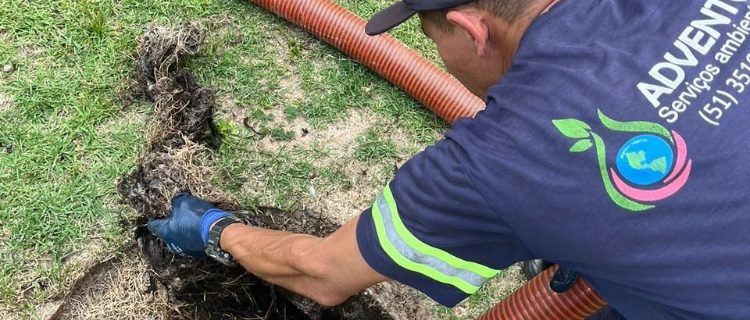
[553,110,692,212]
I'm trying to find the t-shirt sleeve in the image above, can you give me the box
[356,136,532,307]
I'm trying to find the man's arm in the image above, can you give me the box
[219,215,389,306]
[146,193,388,307]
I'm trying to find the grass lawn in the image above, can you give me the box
[0,0,521,318]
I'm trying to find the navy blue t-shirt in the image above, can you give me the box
[357,0,750,319]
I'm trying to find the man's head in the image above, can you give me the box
[367,0,549,98]
[366,0,529,36]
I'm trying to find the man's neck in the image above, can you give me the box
[496,0,562,66]
[542,0,561,14]
[515,0,562,35]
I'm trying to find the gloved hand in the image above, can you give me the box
[147,192,237,258]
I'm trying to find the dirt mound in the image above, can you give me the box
[50,22,410,320]
[117,22,228,219]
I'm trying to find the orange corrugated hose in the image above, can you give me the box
[248,0,484,124]
[478,266,606,320]
[246,0,607,319]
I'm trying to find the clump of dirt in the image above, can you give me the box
[104,22,393,319]
[117,22,228,218]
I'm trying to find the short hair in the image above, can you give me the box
[420,0,531,32]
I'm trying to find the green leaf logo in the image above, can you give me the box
[552,110,660,212]
[569,139,593,153]
[552,119,591,139]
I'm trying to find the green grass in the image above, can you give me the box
[355,129,399,162]
[434,267,525,319]
[0,0,518,318]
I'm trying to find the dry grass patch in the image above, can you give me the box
[0,93,12,113]
[50,247,170,320]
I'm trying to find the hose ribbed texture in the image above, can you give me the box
[248,0,485,124]
[479,266,607,320]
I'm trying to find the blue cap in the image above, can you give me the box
[365,0,475,36]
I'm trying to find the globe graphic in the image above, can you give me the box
[615,134,674,186]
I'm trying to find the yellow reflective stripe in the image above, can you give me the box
[371,194,480,294]
[382,185,499,278]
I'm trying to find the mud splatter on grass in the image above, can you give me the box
[117,22,228,219]
[106,22,392,319]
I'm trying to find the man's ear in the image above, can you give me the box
[446,10,490,56]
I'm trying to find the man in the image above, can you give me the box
[148,0,750,318]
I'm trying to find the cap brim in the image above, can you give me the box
[365,2,417,36]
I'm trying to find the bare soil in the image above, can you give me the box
[0,93,11,113]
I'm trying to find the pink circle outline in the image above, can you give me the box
[611,131,692,203]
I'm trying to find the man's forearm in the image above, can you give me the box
[219,215,388,306]
[220,223,337,301]
[220,223,317,278]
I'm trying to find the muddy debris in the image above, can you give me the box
[117,22,227,219]
[100,22,394,319]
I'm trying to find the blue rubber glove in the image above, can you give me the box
[147,193,236,258]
